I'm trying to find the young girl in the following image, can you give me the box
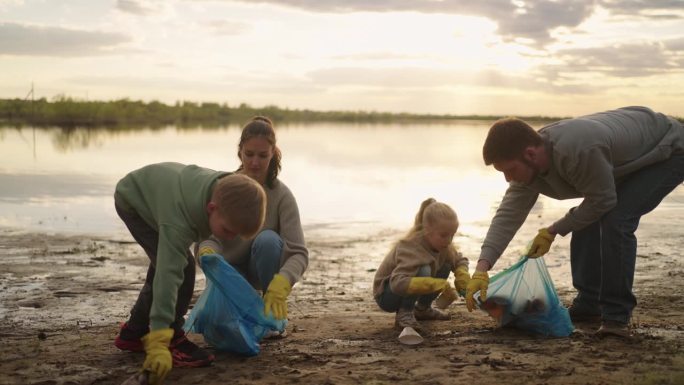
[373,198,470,331]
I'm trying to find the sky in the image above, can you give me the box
[1,0,683,117]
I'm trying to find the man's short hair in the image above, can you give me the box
[212,174,266,239]
[483,117,543,165]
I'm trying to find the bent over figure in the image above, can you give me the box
[466,106,684,338]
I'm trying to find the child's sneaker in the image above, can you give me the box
[414,304,451,321]
[170,331,215,367]
[395,308,421,331]
[114,322,147,352]
[263,328,288,339]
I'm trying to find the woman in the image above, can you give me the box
[197,116,308,327]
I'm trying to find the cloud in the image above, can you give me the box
[201,0,508,14]
[218,0,597,46]
[205,19,250,35]
[0,0,23,7]
[0,22,130,57]
[598,0,684,18]
[68,75,214,90]
[66,72,322,97]
[299,39,684,98]
[116,0,166,16]
[332,52,426,61]
[304,66,594,94]
[496,1,595,45]
[665,37,684,51]
[554,41,684,77]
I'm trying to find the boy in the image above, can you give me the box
[113,162,266,384]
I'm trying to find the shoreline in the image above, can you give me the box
[0,97,571,129]
[1,223,683,384]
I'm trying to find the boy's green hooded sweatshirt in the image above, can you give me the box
[114,162,228,331]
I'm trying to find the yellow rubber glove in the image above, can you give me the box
[197,245,217,257]
[435,282,458,309]
[465,271,489,312]
[195,239,221,266]
[453,266,471,297]
[406,277,447,295]
[527,228,556,258]
[141,328,173,385]
[264,273,291,320]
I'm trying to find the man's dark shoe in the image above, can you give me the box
[595,320,631,339]
[568,305,601,323]
[170,332,215,368]
[114,322,147,352]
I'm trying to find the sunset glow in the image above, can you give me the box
[1,1,683,117]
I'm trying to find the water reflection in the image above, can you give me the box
[4,121,678,241]
[3,123,683,294]
[51,127,105,152]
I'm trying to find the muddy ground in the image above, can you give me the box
[1,217,683,385]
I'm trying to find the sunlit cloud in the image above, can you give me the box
[219,0,597,46]
[664,37,684,51]
[305,66,597,96]
[332,52,426,61]
[66,72,323,101]
[67,75,229,93]
[205,0,514,14]
[0,22,131,57]
[116,0,168,16]
[598,0,684,18]
[555,41,684,77]
[495,1,595,45]
[205,19,250,36]
[0,0,23,7]
[0,0,683,116]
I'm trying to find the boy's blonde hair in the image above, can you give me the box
[211,173,266,239]
[404,197,459,240]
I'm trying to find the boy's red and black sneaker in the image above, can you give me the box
[114,322,146,352]
[115,323,214,367]
[170,333,215,368]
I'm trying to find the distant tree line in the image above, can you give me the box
[0,96,580,128]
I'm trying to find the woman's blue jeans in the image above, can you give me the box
[570,154,684,324]
[247,230,284,291]
[375,263,452,312]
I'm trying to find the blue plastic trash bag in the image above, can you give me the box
[474,256,574,337]
[184,254,287,356]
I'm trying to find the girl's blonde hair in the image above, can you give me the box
[403,198,459,240]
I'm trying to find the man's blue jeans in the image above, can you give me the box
[570,154,684,324]
[375,263,452,312]
[248,230,284,291]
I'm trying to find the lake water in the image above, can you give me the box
[1,121,682,252]
[0,121,495,235]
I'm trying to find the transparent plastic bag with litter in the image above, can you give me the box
[474,256,574,337]
[184,254,287,356]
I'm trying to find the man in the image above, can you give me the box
[465,106,684,337]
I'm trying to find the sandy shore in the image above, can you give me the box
[1,218,683,385]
